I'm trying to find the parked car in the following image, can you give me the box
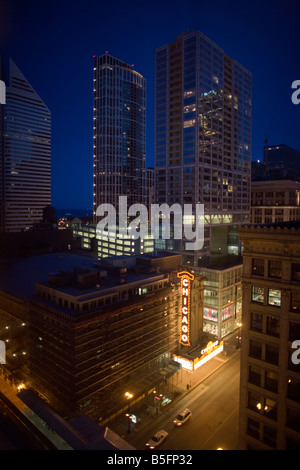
[173,408,192,426]
[145,430,168,449]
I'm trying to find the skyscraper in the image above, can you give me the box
[154,30,252,265]
[93,53,146,220]
[0,58,51,232]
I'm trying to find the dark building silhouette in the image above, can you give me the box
[252,144,300,182]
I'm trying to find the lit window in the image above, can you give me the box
[252,286,264,303]
[268,289,281,307]
[252,258,264,277]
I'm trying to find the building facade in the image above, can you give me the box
[72,222,155,259]
[154,30,252,265]
[93,53,146,219]
[263,144,300,181]
[239,221,300,450]
[27,253,192,418]
[251,179,300,225]
[0,58,51,232]
[199,261,243,339]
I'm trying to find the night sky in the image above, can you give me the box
[0,0,299,210]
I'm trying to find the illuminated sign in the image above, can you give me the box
[173,340,224,371]
[200,340,219,355]
[194,340,224,370]
[177,271,194,346]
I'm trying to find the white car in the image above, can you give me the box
[145,430,168,449]
[173,408,192,426]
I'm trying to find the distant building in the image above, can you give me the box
[143,167,154,215]
[264,144,300,181]
[251,179,300,225]
[239,221,300,450]
[251,160,265,181]
[252,144,300,182]
[0,58,51,232]
[72,223,155,259]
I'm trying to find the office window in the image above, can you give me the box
[252,258,264,276]
[265,344,279,365]
[291,292,300,312]
[268,289,281,307]
[263,425,276,448]
[248,391,261,413]
[266,316,280,337]
[249,364,261,386]
[289,321,300,341]
[287,407,300,433]
[265,370,278,393]
[286,436,300,450]
[249,339,262,359]
[250,312,263,332]
[292,263,300,281]
[247,418,260,439]
[268,260,282,279]
[263,397,277,421]
[287,377,300,403]
[252,286,264,303]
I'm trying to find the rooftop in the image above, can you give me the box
[240,220,300,232]
[0,252,179,300]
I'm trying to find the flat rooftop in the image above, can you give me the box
[0,252,177,300]
[240,220,300,231]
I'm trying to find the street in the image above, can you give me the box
[128,349,241,450]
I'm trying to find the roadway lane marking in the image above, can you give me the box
[198,404,239,450]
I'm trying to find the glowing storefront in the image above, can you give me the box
[173,339,224,371]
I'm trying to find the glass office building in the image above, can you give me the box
[93,53,146,220]
[0,58,51,232]
[154,30,252,265]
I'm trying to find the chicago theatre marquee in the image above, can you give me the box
[173,270,224,372]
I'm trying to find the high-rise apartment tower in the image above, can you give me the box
[93,53,146,220]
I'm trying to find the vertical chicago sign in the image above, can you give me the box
[177,271,194,346]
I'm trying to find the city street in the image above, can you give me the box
[127,348,241,450]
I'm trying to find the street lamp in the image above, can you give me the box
[125,392,133,433]
[236,322,242,348]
